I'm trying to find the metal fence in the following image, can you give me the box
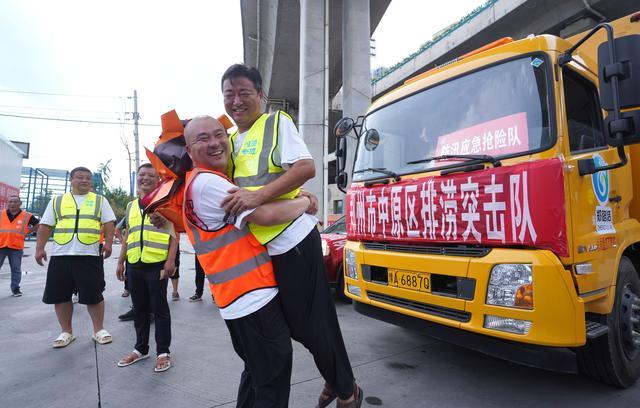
[20,167,104,216]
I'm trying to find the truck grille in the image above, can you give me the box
[363,242,490,257]
[367,291,471,322]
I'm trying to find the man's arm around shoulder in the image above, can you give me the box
[222,159,315,216]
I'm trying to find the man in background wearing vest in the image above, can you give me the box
[36,166,116,348]
[0,195,39,296]
[115,163,178,373]
[184,115,316,407]
[220,64,362,408]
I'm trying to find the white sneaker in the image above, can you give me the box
[72,294,79,304]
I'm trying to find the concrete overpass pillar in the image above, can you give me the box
[342,0,371,187]
[299,0,327,225]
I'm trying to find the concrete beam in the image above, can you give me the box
[299,0,327,223]
[371,0,637,100]
[342,0,372,188]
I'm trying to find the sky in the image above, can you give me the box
[372,0,486,70]
[0,0,486,192]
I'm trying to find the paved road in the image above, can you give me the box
[1,238,640,407]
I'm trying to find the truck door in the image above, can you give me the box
[562,66,627,296]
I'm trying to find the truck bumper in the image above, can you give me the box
[354,300,579,374]
[345,243,586,347]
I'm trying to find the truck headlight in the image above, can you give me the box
[345,249,358,280]
[321,239,329,256]
[486,264,533,309]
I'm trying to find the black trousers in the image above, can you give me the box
[194,255,205,296]
[128,262,171,356]
[225,296,292,408]
[271,228,355,399]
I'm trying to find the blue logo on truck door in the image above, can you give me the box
[591,154,609,205]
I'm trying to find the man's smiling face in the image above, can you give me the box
[185,117,229,173]
[137,166,158,196]
[222,76,263,133]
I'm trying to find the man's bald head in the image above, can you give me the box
[184,115,220,144]
[184,115,230,172]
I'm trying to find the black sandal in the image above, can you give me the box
[316,382,338,408]
[337,384,363,408]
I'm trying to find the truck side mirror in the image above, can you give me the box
[334,117,355,138]
[336,141,349,193]
[599,35,640,111]
[336,171,348,193]
[598,35,640,147]
[603,111,640,146]
[334,117,351,178]
[336,137,347,174]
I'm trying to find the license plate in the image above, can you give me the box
[388,270,431,293]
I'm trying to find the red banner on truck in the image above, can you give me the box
[346,158,568,257]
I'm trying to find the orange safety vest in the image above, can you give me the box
[0,210,32,250]
[182,168,277,309]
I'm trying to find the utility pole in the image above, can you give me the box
[133,90,140,174]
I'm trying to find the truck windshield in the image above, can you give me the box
[353,55,552,181]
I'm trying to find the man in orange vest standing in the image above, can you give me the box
[183,115,314,407]
[0,195,39,296]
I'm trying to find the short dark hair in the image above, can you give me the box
[221,64,263,93]
[137,163,154,172]
[70,166,92,178]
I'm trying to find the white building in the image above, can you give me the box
[0,133,25,209]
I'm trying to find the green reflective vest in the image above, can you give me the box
[52,192,103,245]
[125,199,170,264]
[229,111,301,244]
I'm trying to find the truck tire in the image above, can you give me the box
[577,256,640,388]
[335,265,352,304]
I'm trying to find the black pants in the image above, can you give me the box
[128,262,171,356]
[225,296,292,408]
[194,255,205,297]
[271,228,355,399]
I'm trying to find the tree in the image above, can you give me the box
[97,159,112,185]
[104,186,131,222]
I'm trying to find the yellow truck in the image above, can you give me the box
[334,12,640,387]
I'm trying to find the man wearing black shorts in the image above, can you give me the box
[36,166,116,348]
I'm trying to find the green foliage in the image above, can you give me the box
[98,159,112,184]
[104,186,132,222]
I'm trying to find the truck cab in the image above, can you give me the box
[335,12,640,387]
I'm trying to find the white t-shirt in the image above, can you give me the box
[188,172,278,320]
[233,113,318,256]
[40,194,116,256]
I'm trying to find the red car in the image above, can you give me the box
[320,216,350,302]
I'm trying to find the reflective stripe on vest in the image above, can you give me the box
[229,111,301,244]
[0,210,30,250]
[126,199,170,264]
[182,168,277,309]
[52,192,102,245]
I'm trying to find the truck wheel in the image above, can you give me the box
[577,256,640,388]
[336,265,352,304]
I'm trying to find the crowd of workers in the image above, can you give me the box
[1,64,362,408]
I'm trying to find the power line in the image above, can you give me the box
[0,112,160,126]
[0,88,125,99]
[0,103,124,115]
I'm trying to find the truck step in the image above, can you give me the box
[586,320,609,339]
